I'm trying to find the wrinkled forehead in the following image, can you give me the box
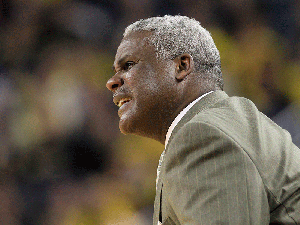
[114,31,155,62]
[123,30,153,45]
[115,39,140,58]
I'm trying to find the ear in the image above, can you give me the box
[174,53,194,80]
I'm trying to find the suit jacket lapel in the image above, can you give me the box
[154,173,163,225]
[154,90,228,224]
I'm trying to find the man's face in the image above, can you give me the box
[106,32,181,138]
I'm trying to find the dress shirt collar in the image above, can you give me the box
[165,91,214,148]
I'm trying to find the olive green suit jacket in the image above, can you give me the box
[154,91,300,225]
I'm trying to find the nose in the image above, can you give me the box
[106,74,124,92]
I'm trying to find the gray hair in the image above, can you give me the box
[123,15,223,90]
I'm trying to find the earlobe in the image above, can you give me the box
[175,53,194,80]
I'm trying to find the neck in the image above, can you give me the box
[130,129,164,146]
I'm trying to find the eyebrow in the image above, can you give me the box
[112,55,132,72]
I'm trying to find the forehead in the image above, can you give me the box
[114,32,155,65]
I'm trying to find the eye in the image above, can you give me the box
[124,61,135,71]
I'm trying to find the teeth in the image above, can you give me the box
[118,98,132,107]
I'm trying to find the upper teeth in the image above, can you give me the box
[118,98,132,107]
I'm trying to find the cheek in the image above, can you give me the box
[144,80,161,93]
[127,63,173,99]
[124,69,135,80]
[139,65,164,92]
[127,70,159,93]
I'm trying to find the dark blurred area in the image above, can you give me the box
[0,0,299,224]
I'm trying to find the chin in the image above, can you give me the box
[118,112,151,137]
[118,115,135,135]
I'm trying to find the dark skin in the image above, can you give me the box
[106,31,212,144]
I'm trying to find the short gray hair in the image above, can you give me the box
[123,15,223,90]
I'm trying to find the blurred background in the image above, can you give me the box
[0,0,299,224]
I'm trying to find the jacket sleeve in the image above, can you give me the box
[162,121,270,224]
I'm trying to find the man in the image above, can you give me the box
[106,15,300,224]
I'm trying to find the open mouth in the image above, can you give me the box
[117,97,132,107]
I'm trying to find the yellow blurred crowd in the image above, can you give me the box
[0,0,299,224]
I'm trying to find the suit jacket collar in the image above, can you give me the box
[165,90,229,150]
[165,91,214,147]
